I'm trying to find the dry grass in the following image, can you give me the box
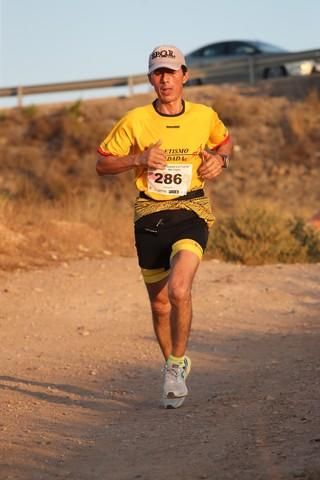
[0,191,135,270]
[0,77,320,269]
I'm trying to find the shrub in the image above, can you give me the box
[66,99,83,118]
[22,104,38,118]
[207,207,320,264]
[290,217,320,262]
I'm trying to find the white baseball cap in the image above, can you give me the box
[148,45,187,74]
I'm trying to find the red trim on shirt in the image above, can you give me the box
[214,134,230,148]
[97,146,116,157]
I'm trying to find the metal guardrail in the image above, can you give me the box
[0,49,319,107]
[0,74,149,107]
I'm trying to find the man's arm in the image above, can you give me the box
[96,152,139,176]
[96,140,166,176]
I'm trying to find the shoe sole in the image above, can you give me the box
[162,394,186,409]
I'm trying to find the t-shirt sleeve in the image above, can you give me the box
[207,109,229,149]
[98,113,136,156]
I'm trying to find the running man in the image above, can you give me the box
[96,45,232,408]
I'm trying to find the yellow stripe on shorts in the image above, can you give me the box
[141,267,170,284]
[170,238,203,261]
[141,239,203,284]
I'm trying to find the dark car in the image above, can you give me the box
[185,40,317,85]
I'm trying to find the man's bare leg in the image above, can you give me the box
[148,250,200,408]
[146,250,201,360]
[146,277,172,360]
[168,250,201,357]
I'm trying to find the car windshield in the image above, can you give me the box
[254,41,287,53]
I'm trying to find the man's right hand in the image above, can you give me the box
[136,140,166,169]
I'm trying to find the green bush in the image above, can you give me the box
[22,104,38,118]
[290,217,320,262]
[207,207,320,265]
[66,99,83,118]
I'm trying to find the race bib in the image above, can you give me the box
[147,164,192,196]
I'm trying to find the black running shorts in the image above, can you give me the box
[134,209,209,283]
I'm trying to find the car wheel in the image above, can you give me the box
[265,66,287,78]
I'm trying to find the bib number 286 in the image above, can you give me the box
[154,172,182,185]
[147,164,192,196]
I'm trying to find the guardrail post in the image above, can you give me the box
[248,57,255,85]
[17,86,23,108]
[128,76,134,97]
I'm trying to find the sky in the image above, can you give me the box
[1,0,320,106]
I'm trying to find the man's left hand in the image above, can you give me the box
[198,150,223,180]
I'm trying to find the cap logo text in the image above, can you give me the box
[152,49,176,60]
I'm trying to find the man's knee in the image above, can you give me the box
[168,280,191,305]
[150,296,171,317]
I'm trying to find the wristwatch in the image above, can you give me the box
[218,153,230,168]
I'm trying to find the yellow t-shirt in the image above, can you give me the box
[98,100,229,201]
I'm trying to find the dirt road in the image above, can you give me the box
[0,258,319,480]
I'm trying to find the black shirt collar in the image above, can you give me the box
[152,99,185,117]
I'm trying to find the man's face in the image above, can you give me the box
[148,67,189,104]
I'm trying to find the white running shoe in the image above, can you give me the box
[162,356,191,409]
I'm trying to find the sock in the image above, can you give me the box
[167,354,185,367]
